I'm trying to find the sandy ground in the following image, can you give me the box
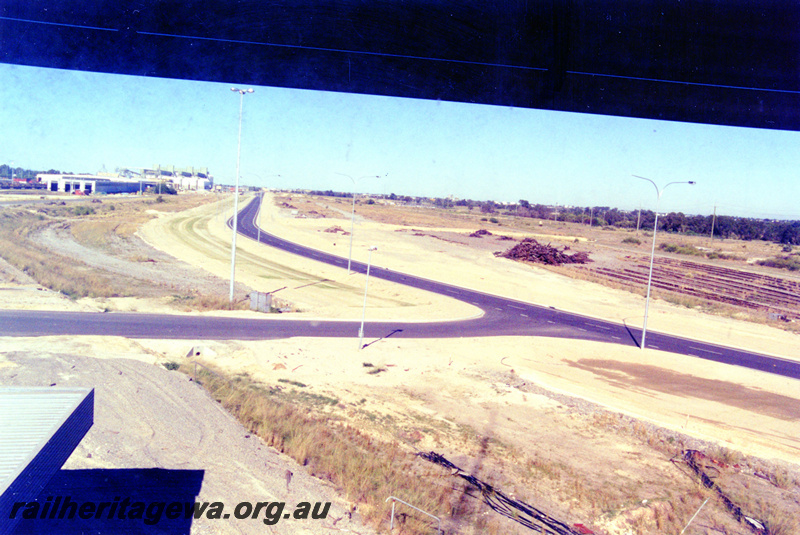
[2,192,799,533]
[0,341,375,535]
[248,194,800,361]
[137,193,800,463]
[137,196,481,321]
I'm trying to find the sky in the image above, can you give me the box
[1,62,798,220]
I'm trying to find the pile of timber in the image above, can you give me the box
[469,229,493,238]
[494,238,591,265]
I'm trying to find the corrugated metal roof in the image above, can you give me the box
[0,387,94,501]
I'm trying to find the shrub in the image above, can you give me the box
[757,256,800,271]
[72,206,95,216]
[489,217,499,224]
[659,243,704,256]
[622,237,641,245]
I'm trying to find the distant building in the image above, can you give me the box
[37,174,157,195]
[37,164,214,194]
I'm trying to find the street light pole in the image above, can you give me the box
[336,173,381,274]
[635,175,695,349]
[257,190,262,244]
[229,87,254,303]
[358,246,378,349]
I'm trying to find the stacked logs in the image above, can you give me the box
[469,229,493,238]
[495,238,591,265]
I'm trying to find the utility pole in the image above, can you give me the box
[358,246,378,349]
[337,173,382,274]
[636,204,642,234]
[589,207,593,227]
[709,205,717,243]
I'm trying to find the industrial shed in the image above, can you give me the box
[0,388,94,533]
[37,174,155,195]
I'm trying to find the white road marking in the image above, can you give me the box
[587,323,611,330]
[521,314,529,318]
[612,336,622,340]
[577,327,587,332]
[509,304,525,310]
[690,346,722,355]
[547,320,555,324]
[649,345,660,349]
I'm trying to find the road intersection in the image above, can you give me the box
[1,194,797,380]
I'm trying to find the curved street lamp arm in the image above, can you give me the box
[633,175,661,198]
[663,180,696,195]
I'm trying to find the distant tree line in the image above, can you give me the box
[502,201,799,245]
[299,189,799,246]
[299,189,418,204]
[0,164,68,181]
[508,202,800,245]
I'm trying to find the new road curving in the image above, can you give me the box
[1,194,798,380]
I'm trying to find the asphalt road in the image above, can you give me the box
[1,194,798,380]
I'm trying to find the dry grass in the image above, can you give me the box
[545,263,800,333]
[168,294,250,312]
[183,363,463,534]
[0,194,240,307]
[181,362,800,535]
[0,210,124,298]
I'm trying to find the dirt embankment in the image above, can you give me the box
[0,340,375,535]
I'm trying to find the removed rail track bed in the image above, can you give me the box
[1,192,799,534]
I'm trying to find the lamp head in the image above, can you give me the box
[688,181,696,184]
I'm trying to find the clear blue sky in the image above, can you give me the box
[2,63,798,220]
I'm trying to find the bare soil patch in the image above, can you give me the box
[287,193,800,328]
[1,191,799,534]
[0,193,253,312]
[0,341,374,535]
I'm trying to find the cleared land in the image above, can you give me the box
[0,191,799,534]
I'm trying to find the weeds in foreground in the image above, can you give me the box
[181,364,459,534]
[0,211,123,298]
[169,294,250,311]
[179,362,800,535]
